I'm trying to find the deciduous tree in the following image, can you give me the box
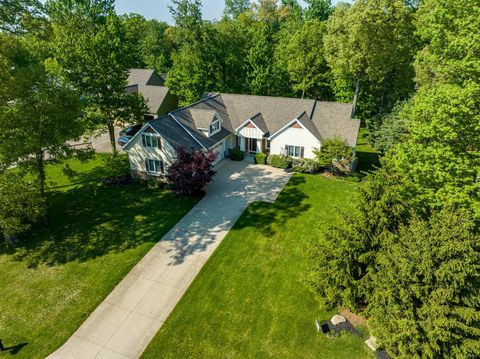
[47,0,148,155]
[166,147,216,196]
[285,19,331,99]
[223,0,250,19]
[304,0,332,21]
[324,0,415,118]
[0,172,44,244]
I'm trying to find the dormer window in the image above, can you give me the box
[209,119,221,135]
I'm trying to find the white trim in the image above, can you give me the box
[169,113,207,149]
[123,123,162,151]
[234,116,265,134]
[193,110,224,131]
[209,118,221,135]
[268,118,305,140]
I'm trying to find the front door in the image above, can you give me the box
[246,138,257,153]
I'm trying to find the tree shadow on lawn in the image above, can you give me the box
[4,184,196,268]
[232,174,311,236]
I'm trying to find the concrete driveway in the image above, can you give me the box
[69,127,122,154]
[47,160,292,359]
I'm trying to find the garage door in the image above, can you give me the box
[211,141,225,165]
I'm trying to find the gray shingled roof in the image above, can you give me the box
[294,111,322,141]
[249,113,269,134]
[149,115,203,151]
[220,93,316,135]
[170,94,232,148]
[127,69,170,114]
[159,93,359,151]
[312,101,359,147]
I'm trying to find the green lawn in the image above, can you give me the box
[142,174,373,359]
[0,155,198,358]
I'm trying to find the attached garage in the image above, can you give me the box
[210,140,226,165]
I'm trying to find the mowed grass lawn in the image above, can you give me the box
[143,174,373,359]
[0,155,198,358]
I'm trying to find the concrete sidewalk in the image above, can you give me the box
[47,160,292,359]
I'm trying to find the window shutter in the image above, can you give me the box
[284,145,288,156]
[160,161,164,173]
[157,136,162,150]
[301,147,305,158]
[145,158,149,171]
[142,134,146,147]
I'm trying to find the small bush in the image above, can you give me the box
[292,158,321,174]
[254,153,267,164]
[229,148,244,161]
[267,154,293,169]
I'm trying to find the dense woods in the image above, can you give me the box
[1,0,479,357]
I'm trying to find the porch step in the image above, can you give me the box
[244,155,255,163]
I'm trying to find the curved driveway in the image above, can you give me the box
[48,160,292,359]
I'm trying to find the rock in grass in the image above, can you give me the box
[365,336,378,351]
[330,314,346,325]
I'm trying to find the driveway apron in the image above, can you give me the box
[47,160,292,359]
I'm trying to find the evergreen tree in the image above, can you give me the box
[369,208,480,358]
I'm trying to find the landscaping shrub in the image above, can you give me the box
[229,148,244,161]
[292,158,321,174]
[103,174,133,186]
[254,153,267,164]
[313,137,354,174]
[267,154,293,169]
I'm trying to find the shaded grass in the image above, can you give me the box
[142,174,373,359]
[0,155,198,358]
[356,127,381,174]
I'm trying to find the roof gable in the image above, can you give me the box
[190,109,220,130]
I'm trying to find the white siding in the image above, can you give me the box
[126,132,177,175]
[238,124,263,139]
[270,125,320,159]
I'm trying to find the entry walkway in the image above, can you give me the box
[48,160,292,359]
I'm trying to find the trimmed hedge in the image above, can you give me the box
[292,158,321,174]
[254,153,267,164]
[267,154,293,169]
[229,148,245,161]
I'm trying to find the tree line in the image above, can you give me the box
[126,0,418,124]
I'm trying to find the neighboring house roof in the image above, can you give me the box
[124,92,360,153]
[127,69,172,115]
